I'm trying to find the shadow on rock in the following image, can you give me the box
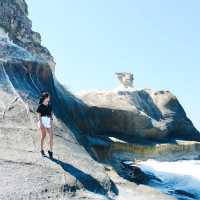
[49,157,118,196]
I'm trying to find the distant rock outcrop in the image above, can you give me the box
[78,85,200,142]
[115,72,134,89]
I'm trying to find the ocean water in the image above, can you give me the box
[140,159,200,200]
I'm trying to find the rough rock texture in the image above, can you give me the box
[0,1,191,199]
[0,0,55,70]
[0,39,114,199]
[78,89,200,142]
[0,1,114,199]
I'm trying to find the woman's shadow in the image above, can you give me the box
[45,156,118,197]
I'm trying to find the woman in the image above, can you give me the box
[36,92,53,158]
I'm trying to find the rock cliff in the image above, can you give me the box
[78,88,200,142]
[0,1,114,199]
[0,0,197,199]
[0,0,55,70]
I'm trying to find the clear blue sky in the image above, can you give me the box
[26,0,199,131]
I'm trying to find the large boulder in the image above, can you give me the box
[77,88,200,142]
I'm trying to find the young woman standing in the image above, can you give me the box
[36,92,54,158]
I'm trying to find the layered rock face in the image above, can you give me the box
[0,1,198,200]
[0,1,116,199]
[78,87,200,142]
[78,73,199,142]
[0,0,55,70]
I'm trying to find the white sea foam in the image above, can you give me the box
[139,159,200,198]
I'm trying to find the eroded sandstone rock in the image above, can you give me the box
[78,87,200,142]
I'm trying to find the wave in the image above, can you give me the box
[140,159,200,199]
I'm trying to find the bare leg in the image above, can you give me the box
[40,127,46,151]
[47,128,53,152]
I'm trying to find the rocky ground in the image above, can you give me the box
[0,0,199,199]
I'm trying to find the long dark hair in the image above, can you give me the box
[39,92,50,104]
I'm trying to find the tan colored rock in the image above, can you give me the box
[115,72,134,88]
[78,88,200,142]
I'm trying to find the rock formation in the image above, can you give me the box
[0,0,197,199]
[115,72,134,89]
[0,1,114,199]
[78,82,200,143]
[0,0,55,70]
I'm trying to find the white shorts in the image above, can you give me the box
[38,116,51,129]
